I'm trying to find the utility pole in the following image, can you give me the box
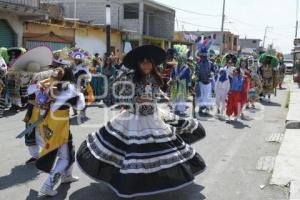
[106,4,111,57]
[262,26,272,48]
[220,0,226,55]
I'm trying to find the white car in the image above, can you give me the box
[284,61,294,74]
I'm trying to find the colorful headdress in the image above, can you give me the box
[69,48,89,61]
[195,37,213,57]
[173,44,190,66]
[53,48,71,67]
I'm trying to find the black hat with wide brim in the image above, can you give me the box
[123,45,167,69]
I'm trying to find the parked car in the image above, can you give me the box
[284,60,294,74]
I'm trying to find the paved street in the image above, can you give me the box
[0,79,291,200]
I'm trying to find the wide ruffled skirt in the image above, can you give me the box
[76,111,206,198]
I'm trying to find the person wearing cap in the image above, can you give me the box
[76,45,206,198]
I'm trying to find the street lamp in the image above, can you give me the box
[106,4,111,57]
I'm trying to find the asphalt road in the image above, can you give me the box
[0,82,290,200]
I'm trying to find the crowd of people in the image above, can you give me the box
[160,39,285,122]
[0,39,286,198]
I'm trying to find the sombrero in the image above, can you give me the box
[123,45,166,69]
[12,46,53,72]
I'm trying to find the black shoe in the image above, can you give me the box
[25,157,37,164]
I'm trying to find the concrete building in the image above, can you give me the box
[184,31,239,54]
[41,0,175,50]
[0,0,48,47]
[239,38,261,52]
[24,18,122,56]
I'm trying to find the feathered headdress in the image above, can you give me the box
[195,37,213,57]
[69,48,89,61]
[173,45,190,66]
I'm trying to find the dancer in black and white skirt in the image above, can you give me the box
[76,45,206,198]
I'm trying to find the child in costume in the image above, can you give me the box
[226,68,244,121]
[37,67,85,196]
[215,69,230,116]
[76,45,206,198]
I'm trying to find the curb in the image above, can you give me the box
[290,181,300,200]
[271,80,300,200]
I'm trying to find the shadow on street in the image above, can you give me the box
[66,183,206,200]
[0,164,39,190]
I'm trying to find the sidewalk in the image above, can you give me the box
[271,80,300,200]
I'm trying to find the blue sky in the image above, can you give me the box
[155,0,297,53]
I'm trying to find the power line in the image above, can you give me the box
[160,3,221,18]
[176,19,220,30]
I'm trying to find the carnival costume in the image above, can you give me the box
[276,52,285,89]
[76,45,206,198]
[222,54,238,80]
[70,49,94,116]
[9,47,54,163]
[36,66,85,196]
[259,53,279,102]
[170,56,191,115]
[238,58,251,118]
[215,69,230,116]
[0,56,7,117]
[6,48,27,111]
[195,38,214,114]
[226,69,244,120]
